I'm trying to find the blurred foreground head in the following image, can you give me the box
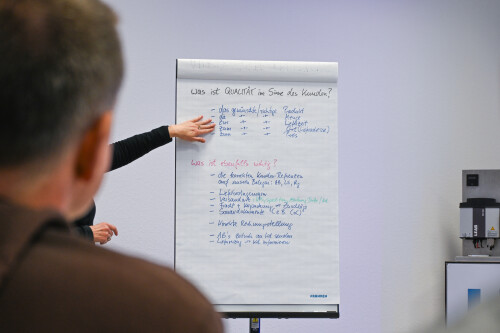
[0,0,123,218]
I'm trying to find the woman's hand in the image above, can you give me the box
[168,115,215,143]
[90,222,118,245]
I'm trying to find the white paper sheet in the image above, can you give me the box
[175,59,339,307]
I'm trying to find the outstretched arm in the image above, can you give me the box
[110,116,215,171]
[110,125,172,171]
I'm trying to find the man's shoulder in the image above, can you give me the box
[0,230,223,332]
[35,230,182,287]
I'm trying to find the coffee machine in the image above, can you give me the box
[459,170,500,260]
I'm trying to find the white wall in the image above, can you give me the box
[96,0,500,332]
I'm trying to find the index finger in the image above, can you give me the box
[108,224,118,236]
[189,115,203,123]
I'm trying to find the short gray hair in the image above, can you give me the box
[0,0,123,167]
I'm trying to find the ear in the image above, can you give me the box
[75,112,113,181]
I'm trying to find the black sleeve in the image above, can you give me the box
[71,202,96,241]
[109,126,172,171]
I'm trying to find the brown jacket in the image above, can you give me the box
[0,200,223,332]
